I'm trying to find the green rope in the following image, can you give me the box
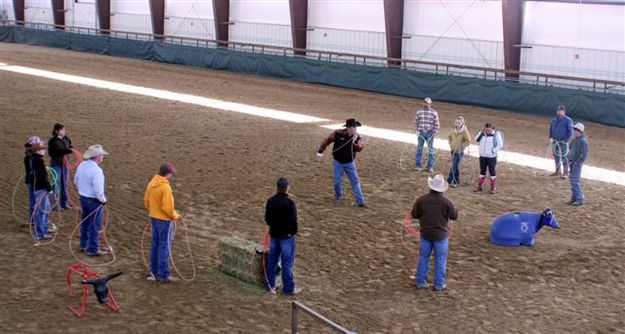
[12,167,59,225]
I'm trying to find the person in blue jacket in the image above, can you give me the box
[548,105,574,179]
[567,123,589,206]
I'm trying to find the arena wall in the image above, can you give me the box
[1,25,623,128]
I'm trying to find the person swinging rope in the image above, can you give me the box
[144,163,181,283]
[317,118,367,208]
[74,145,108,257]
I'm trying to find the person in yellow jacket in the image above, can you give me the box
[144,162,181,283]
[447,116,471,187]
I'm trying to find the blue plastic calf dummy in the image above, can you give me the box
[490,209,560,246]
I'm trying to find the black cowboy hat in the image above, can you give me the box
[344,118,362,127]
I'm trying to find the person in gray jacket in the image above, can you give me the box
[567,123,589,206]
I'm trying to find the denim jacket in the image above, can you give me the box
[567,134,588,165]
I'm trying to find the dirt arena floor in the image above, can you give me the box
[1,43,624,333]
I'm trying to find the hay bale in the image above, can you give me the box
[217,236,274,287]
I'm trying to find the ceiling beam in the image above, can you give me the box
[96,0,110,33]
[502,0,524,79]
[51,0,65,28]
[383,0,404,65]
[289,0,308,56]
[149,0,165,39]
[12,0,24,23]
[213,0,230,46]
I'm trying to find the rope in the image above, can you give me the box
[68,204,116,267]
[140,219,196,281]
[29,191,61,246]
[261,231,270,289]
[399,133,441,172]
[14,167,58,225]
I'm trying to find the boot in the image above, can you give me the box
[475,176,485,192]
[489,177,497,194]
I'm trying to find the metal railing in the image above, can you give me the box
[291,301,356,334]
[2,20,624,95]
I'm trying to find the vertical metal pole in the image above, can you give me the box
[291,302,298,334]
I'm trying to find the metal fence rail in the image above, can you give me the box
[291,301,356,334]
[2,20,624,95]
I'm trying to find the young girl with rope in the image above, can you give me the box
[447,116,471,188]
[28,142,54,241]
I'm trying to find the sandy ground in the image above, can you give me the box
[1,43,624,333]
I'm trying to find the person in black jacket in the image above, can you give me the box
[265,177,300,295]
[317,118,366,208]
[24,136,45,220]
[30,143,54,241]
[48,123,73,210]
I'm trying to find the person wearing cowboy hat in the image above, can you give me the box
[317,118,367,208]
[144,162,181,283]
[74,144,108,256]
[28,142,54,241]
[413,97,440,173]
[566,123,588,206]
[24,136,45,220]
[410,174,458,292]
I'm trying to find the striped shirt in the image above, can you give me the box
[414,108,440,134]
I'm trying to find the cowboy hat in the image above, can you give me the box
[573,123,585,132]
[83,144,108,159]
[427,174,449,193]
[344,118,362,128]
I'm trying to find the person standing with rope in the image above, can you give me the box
[48,123,74,210]
[567,123,589,206]
[414,97,440,173]
[29,142,54,241]
[24,136,45,220]
[74,145,108,257]
[475,123,504,194]
[144,163,181,283]
[447,116,471,188]
[265,177,300,295]
[317,118,367,208]
[411,174,458,292]
[549,105,574,179]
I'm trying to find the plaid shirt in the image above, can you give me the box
[414,108,440,134]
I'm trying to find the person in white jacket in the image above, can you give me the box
[475,123,504,194]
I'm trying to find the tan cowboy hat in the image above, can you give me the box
[83,144,108,159]
[427,174,449,193]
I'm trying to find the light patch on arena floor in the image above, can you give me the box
[0,64,328,124]
[2,64,623,186]
[321,124,625,186]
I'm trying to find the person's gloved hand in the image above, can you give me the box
[316,151,324,159]
[549,138,554,144]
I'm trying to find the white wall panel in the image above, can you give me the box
[111,13,152,34]
[165,16,215,39]
[403,0,502,41]
[307,0,386,57]
[524,2,625,51]
[24,0,53,24]
[65,0,97,29]
[227,0,291,47]
[166,0,213,19]
[308,0,385,32]
[1,0,16,21]
[230,0,289,24]
[111,0,149,15]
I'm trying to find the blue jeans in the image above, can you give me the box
[267,236,296,294]
[416,131,435,169]
[33,190,50,240]
[149,218,173,281]
[26,183,35,221]
[447,151,463,184]
[333,160,365,205]
[52,165,69,208]
[79,196,103,253]
[569,163,584,203]
[416,237,449,289]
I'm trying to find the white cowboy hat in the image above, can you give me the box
[83,144,108,159]
[427,174,449,193]
[573,122,585,132]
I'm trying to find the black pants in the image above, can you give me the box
[479,156,497,177]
